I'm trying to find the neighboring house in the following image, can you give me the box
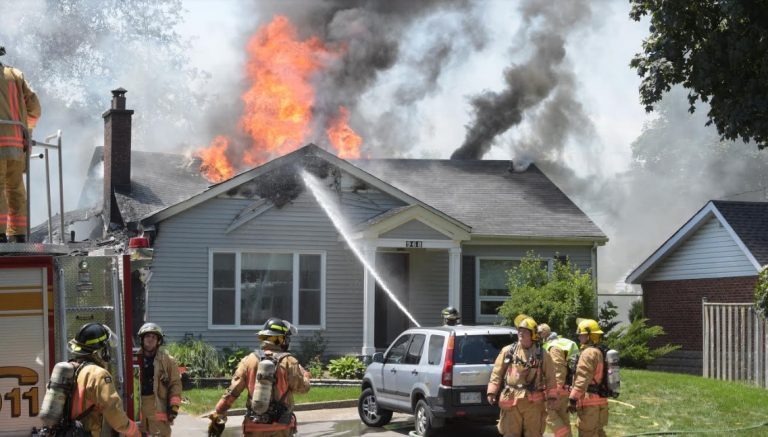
[40,89,608,357]
[626,200,768,373]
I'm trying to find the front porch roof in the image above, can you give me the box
[354,204,471,241]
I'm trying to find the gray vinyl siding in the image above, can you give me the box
[646,217,757,281]
[381,220,450,240]
[147,190,365,356]
[461,245,593,271]
[408,250,449,327]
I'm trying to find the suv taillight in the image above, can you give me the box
[441,334,455,386]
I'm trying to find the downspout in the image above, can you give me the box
[592,241,598,315]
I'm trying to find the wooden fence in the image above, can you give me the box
[702,299,768,388]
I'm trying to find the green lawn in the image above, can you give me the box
[601,369,768,436]
[181,385,360,416]
[177,370,768,436]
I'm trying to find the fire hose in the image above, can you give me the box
[618,420,768,436]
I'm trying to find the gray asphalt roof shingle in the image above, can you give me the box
[353,159,606,239]
[713,200,768,266]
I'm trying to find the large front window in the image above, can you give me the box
[476,257,550,321]
[210,250,324,328]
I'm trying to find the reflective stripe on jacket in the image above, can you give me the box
[215,350,311,431]
[569,346,608,407]
[1,64,40,155]
[70,362,140,437]
[138,347,183,416]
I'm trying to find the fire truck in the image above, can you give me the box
[0,250,140,436]
[0,119,145,435]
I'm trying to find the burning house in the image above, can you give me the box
[36,88,606,357]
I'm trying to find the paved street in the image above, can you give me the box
[172,407,505,436]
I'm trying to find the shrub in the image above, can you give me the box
[604,318,680,368]
[598,301,620,335]
[755,266,768,319]
[628,299,644,322]
[165,337,223,378]
[327,355,365,380]
[498,252,596,335]
[222,346,252,375]
[295,330,328,366]
[307,355,324,379]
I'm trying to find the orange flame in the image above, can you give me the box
[196,135,234,183]
[196,16,363,182]
[327,107,362,159]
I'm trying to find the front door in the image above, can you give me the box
[374,252,409,349]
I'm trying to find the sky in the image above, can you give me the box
[6,0,753,293]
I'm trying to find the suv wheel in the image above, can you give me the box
[358,388,393,427]
[414,399,442,437]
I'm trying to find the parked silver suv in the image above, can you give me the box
[358,325,518,436]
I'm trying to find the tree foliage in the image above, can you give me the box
[498,252,596,336]
[604,318,680,368]
[629,1,768,148]
[756,266,768,319]
[598,301,620,335]
[628,299,644,322]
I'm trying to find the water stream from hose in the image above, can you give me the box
[301,170,420,327]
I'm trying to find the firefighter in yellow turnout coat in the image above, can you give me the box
[209,318,311,437]
[487,315,557,437]
[0,45,41,242]
[568,319,609,437]
[538,323,579,437]
[137,322,182,436]
[66,323,141,437]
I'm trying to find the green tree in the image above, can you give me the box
[628,299,644,322]
[755,266,768,319]
[629,1,768,148]
[598,301,620,335]
[498,252,596,336]
[604,318,680,368]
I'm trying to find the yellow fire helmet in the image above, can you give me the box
[575,318,603,335]
[514,314,539,340]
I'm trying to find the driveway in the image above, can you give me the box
[172,407,506,436]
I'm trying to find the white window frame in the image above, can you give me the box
[475,256,552,324]
[208,248,326,330]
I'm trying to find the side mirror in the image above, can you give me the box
[372,352,384,363]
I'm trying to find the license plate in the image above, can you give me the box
[460,392,481,404]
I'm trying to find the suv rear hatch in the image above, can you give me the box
[449,333,515,405]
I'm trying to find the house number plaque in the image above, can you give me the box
[405,241,423,248]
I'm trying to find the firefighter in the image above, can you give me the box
[65,322,141,437]
[208,318,311,437]
[441,306,461,326]
[487,314,557,437]
[137,322,182,436]
[568,318,609,437]
[0,45,41,243]
[538,323,579,437]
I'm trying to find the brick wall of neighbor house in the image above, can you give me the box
[643,276,757,350]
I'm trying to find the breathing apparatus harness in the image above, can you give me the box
[40,362,94,437]
[246,352,294,425]
[585,344,620,398]
[499,341,545,393]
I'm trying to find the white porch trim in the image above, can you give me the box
[361,242,377,356]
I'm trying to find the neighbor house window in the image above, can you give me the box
[210,250,324,328]
[476,257,550,321]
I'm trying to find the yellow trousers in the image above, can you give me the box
[547,396,572,437]
[140,395,172,437]
[576,404,608,437]
[0,156,26,236]
[497,398,545,437]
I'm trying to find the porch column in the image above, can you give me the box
[362,243,377,356]
[448,246,462,309]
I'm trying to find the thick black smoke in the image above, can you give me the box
[451,0,593,160]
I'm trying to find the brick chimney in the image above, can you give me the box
[102,87,134,227]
